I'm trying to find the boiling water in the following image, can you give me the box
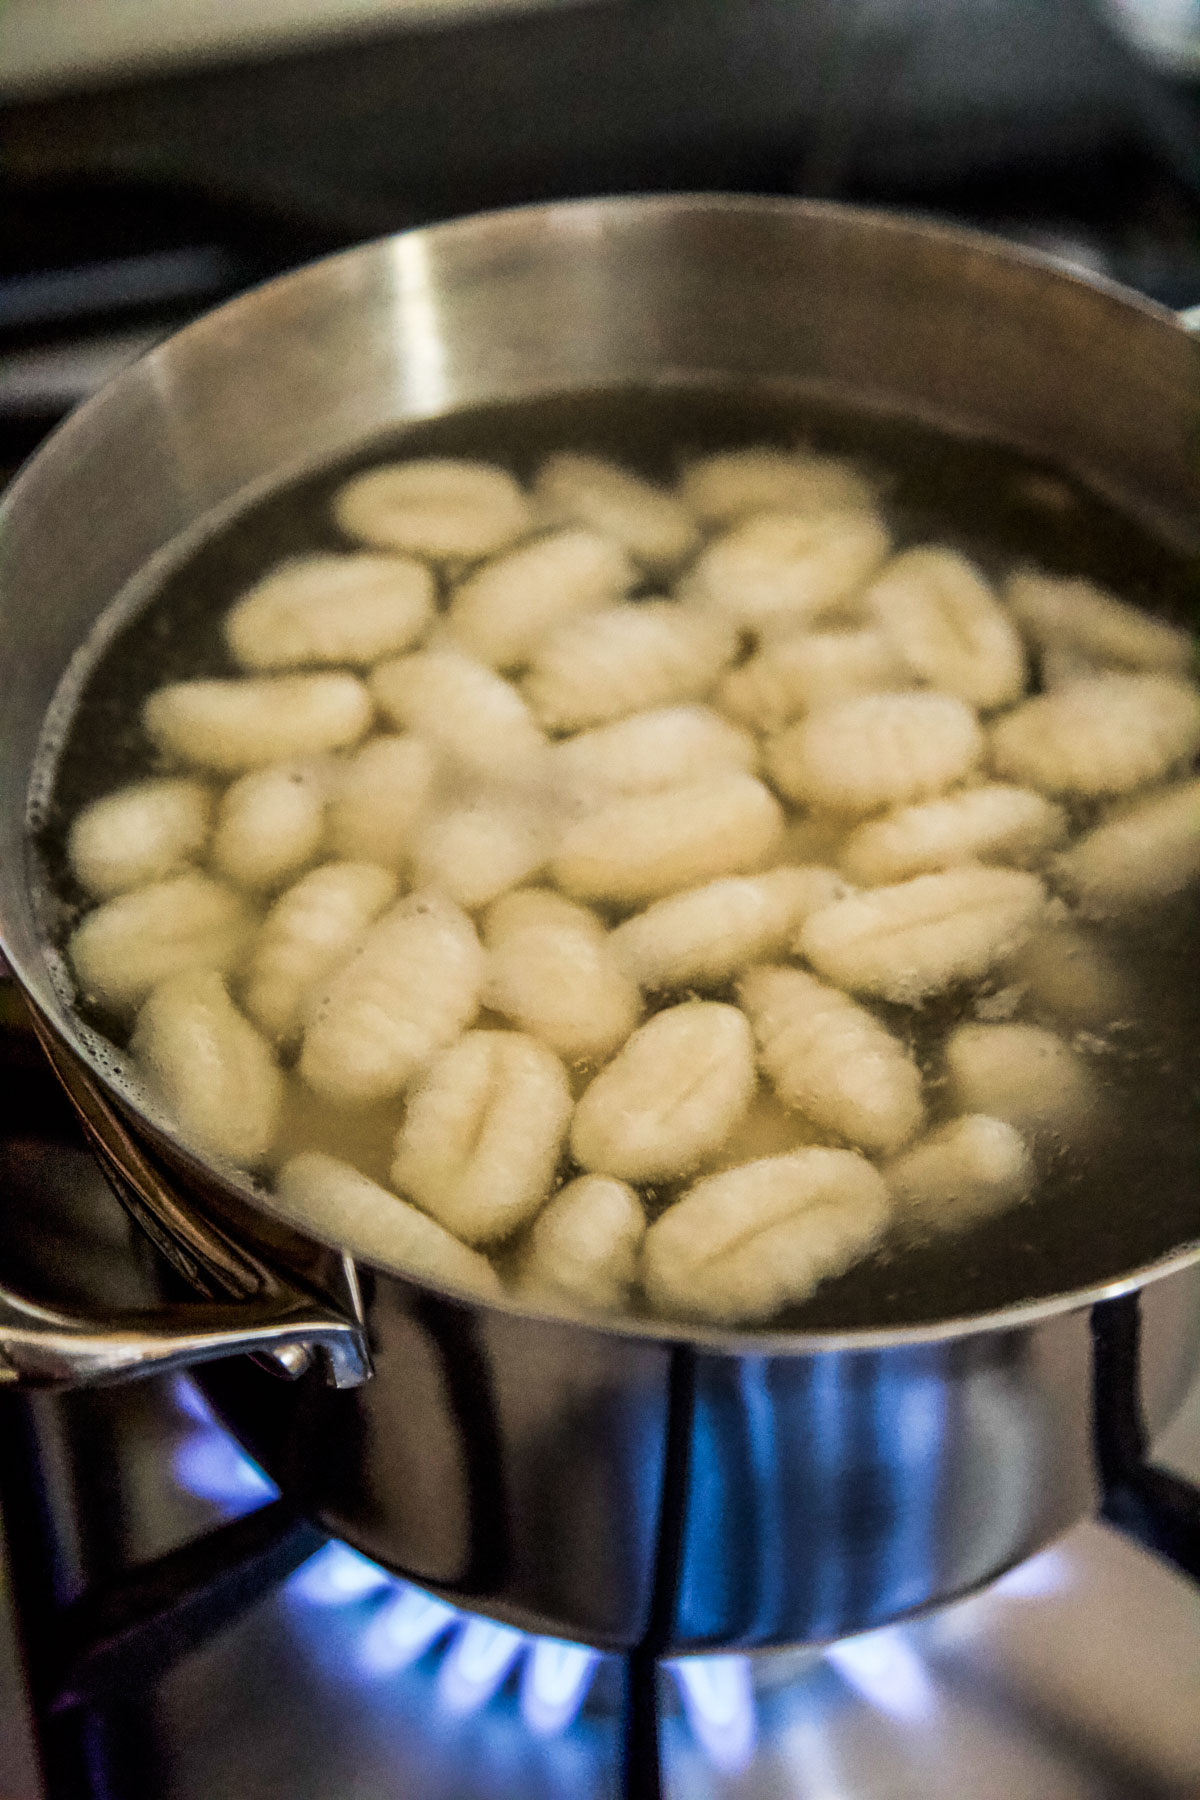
[32,385,1200,1329]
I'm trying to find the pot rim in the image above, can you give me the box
[3,190,1198,1356]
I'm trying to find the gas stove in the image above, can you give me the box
[0,967,1198,1799]
[3,9,1200,1792]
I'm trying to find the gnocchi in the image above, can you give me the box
[1052,777,1200,917]
[799,866,1045,1004]
[551,704,756,801]
[680,445,877,526]
[611,865,846,991]
[943,1021,1097,1141]
[1006,569,1193,675]
[838,784,1067,886]
[391,1029,571,1244]
[326,733,438,868]
[767,690,983,814]
[333,457,533,562]
[716,627,911,734]
[484,888,640,1064]
[54,420,1200,1331]
[369,648,547,779]
[570,1002,756,1183]
[211,759,330,891]
[534,451,698,572]
[517,1174,645,1310]
[68,777,213,899]
[241,860,399,1042]
[276,1153,499,1294]
[884,1115,1033,1235]
[144,674,373,774]
[224,553,434,670]
[412,793,550,911]
[642,1149,891,1322]
[553,772,783,904]
[523,601,736,732]
[738,964,924,1155]
[989,673,1200,799]
[863,547,1027,708]
[681,508,891,631]
[299,891,483,1105]
[447,528,635,668]
[132,969,282,1166]
[1002,916,1135,1031]
[69,872,257,1013]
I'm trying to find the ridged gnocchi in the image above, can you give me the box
[884,1115,1033,1235]
[534,451,698,572]
[989,673,1200,799]
[1002,916,1135,1031]
[277,1152,499,1294]
[326,733,438,868]
[144,674,373,773]
[571,1002,756,1183]
[447,528,635,668]
[241,860,399,1042]
[1006,569,1193,675]
[369,648,547,779]
[517,1174,645,1311]
[681,508,891,631]
[1052,777,1200,917]
[943,1021,1096,1141]
[484,888,640,1064]
[716,627,911,733]
[799,866,1045,1004]
[767,690,983,814]
[132,969,282,1166]
[553,772,783,905]
[56,424,1200,1331]
[551,704,756,801]
[225,553,434,670]
[68,777,213,899]
[738,964,924,1155]
[299,891,483,1105]
[839,784,1067,886]
[333,458,533,562]
[680,446,877,526]
[611,866,846,991]
[412,793,550,912]
[863,547,1027,708]
[523,602,736,732]
[69,872,258,1013]
[211,759,330,891]
[643,1148,891,1322]
[391,1029,571,1244]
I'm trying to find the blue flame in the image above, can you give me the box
[357,1586,460,1676]
[669,1654,757,1773]
[437,1618,527,1716]
[824,1626,934,1722]
[168,1375,761,1758]
[520,1640,601,1738]
[288,1541,393,1606]
[172,1430,279,1510]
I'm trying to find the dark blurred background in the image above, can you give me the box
[3,0,1200,478]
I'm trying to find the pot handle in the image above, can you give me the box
[0,1283,369,1391]
[3,1006,371,1391]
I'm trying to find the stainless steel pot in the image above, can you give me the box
[1,196,1198,1653]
